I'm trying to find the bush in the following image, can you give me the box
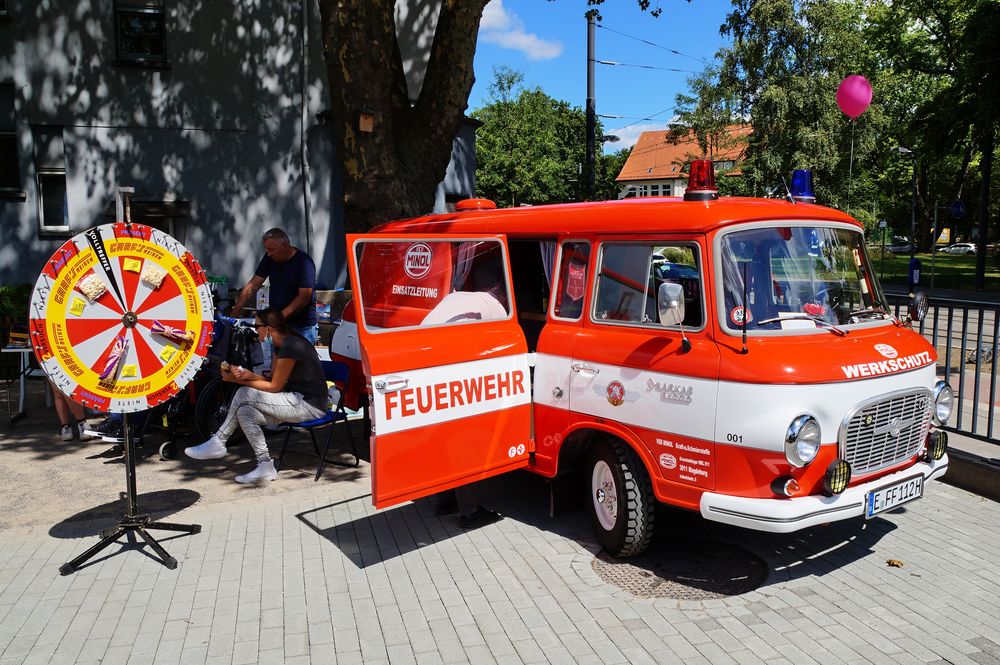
[0,284,33,320]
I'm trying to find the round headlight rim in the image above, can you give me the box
[785,413,821,468]
[932,381,953,426]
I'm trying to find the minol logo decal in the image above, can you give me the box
[841,351,932,378]
[404,243,432,279]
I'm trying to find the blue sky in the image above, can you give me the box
[471,0,734,153]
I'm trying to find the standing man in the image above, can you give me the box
[231,228,319,343]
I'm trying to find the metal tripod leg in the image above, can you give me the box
[59,414,200,575]
[59,527,127,575]
[134,526,177,570]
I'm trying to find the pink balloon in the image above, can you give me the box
[836,75,872,119]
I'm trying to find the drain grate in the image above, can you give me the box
[591,539,769,599]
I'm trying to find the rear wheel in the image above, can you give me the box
[194,377,239,443]
[588,440,655,557]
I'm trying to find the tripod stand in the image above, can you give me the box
[59,413,201,575]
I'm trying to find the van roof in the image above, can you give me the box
[371,197,862,238]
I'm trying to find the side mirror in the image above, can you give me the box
[908,291,929,323]
[657,282,685,326]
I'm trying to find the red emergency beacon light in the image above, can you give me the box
[684,159,719,201]
[455,198,498,211]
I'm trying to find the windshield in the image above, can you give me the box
[719,224,889,333]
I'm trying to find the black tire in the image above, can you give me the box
[587,440,655,557]
[194,377,237,441]
[159,441,176,461]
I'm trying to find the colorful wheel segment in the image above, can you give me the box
[29,223,215,413]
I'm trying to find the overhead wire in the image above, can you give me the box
[597,60,699,74]
[595,23,713,66]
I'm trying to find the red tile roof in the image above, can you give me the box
[616,125,750,183]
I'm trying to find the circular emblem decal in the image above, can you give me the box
[875,343,898,359]
[659,453,677,470]
[606,380,625,407]
[730,306,751,326]
[404,242,433,279]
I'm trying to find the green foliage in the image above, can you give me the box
[676,0,998,262]
[0,284,32,320]
[473,67,595,206]
[595,147,632,201]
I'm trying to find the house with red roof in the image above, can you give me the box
[615,125,750,198]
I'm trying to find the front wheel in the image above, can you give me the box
[588,440,655,557]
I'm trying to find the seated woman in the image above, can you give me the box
[184,308,328,483]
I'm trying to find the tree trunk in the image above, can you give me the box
[975,123,994,289]
[317,0,489,232]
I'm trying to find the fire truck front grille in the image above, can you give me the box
[840,389,932,476]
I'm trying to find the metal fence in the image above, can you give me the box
[889,294,1000,446]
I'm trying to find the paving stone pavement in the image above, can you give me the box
[1,467,999,665]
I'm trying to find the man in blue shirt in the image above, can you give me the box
[231,228,318,343]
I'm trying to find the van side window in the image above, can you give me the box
[553,242,590,320]
[354,238,511,331]
[594,243,703,329]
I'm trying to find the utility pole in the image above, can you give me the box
[585,15,596,200]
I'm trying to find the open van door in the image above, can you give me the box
[346,234,533,509]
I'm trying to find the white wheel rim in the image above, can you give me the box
[592,459,617,531]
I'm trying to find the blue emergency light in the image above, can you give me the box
[790,169,816,203]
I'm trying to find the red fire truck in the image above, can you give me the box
[332,161,951,557]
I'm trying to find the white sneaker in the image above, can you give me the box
[184,436,227,460]
[77,420,97,441]
[235,459,277,484]
[59,425,73,441]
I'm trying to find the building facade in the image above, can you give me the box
[615,125,748,199]
[0,0,476,290]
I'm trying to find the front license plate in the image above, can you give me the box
[865,475,923,519]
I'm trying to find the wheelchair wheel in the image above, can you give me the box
[159,440,177,460]
[194,376,242,444]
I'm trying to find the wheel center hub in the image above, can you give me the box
[122,311,138,328]
[596,488,606,504]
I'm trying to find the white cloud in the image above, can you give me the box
[480,0,562,61]
[605,123,668,152]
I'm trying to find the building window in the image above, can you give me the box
[715,160,735,172]
[33,127,69,234]
[650,184,660,196]
[115,1,167,65]
[1,83,18,193]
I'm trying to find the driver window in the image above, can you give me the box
[593,243,702,328]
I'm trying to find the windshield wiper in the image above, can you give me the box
[757,314,849,336]
[846,306,891,321]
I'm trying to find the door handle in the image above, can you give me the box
[374,377,409,393]
[571,363,599,375]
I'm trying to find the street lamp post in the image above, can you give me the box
[894,146,919,294]
[893,146,918,262]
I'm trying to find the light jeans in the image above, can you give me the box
[217,386,325,463]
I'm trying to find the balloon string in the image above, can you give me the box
[847,119,855,214]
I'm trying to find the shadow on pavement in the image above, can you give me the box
[48,488,202,538]
[296,470,898,594]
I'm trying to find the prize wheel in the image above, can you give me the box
[29,223,215,413]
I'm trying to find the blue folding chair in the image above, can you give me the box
[275,361,359,480]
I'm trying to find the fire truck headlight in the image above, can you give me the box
[932,381,953,425]
[785,415,821,467]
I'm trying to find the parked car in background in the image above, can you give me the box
[940,243,976,255]
[888,242,915,255]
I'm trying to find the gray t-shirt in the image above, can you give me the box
[276,334,327,410]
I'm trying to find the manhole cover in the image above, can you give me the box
[591,539,768,599]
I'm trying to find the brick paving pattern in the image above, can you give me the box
[1,470,999,665]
